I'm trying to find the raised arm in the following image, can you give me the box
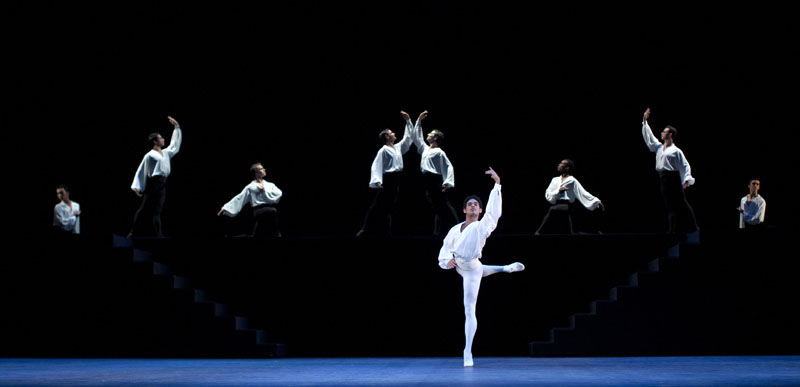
[412,110,429,154]
[479,168,502,238]
[642,108,661,152]
[395,111,415,154]
[164,116,182,157]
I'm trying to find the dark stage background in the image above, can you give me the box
[5,2,800,359]
[8,2,797,238]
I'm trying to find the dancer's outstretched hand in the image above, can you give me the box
[400,110,410,121]
[168,116,179,127]
[643,108,651,121]
[485,167,500,184]
[418,110,428,121]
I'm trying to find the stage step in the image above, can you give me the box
[108,234,286,357]
[531,237,694,357]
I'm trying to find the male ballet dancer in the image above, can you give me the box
[129,116,182,237]
[535,159,604,234]
[438,167,525,367]
[217,162,283,237]
[411,110,459,236]
[53,184,80,235]
[356,111,415,237]
[642,108,697,233]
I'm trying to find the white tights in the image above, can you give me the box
[456,261,506,359]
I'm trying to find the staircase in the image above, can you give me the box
[111,234,287,357]
[529,232,703,356]
[529,228,800,357]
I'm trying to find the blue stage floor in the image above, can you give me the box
[2,356,799,386]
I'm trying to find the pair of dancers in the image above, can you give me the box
[126,116,282,238]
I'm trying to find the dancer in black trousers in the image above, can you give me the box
[356,111,415,237]
[128,116,182,237]
[642,108,697,233]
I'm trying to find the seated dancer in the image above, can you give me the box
[438,167,525,367]
[410,110,459,236]
[53,184,81,235]
[217,163,283,238]
[535,159,604,234]
[356,110,415,237]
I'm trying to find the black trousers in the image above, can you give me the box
[359,172,400,236]
[130,175,167,237]
[536,199,576,234]
[252,204,281,238]
[422,172,459,236]
[658,171,698,233]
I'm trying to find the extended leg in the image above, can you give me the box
[481,262,525,277]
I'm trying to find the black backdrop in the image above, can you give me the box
[10,2,798,238]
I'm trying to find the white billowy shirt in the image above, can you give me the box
[438,183,502,270]
[642,121,695,186]
[53,201,80,234]
[739,194,766,228]
[221,180,283,217]
[544,176,602,210]
[411,119,455,188]
[131,126,182,192]
[368,120,414,188]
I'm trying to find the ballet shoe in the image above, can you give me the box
[463,350,473,367]
[505,262,525,273]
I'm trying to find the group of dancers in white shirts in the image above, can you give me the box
[52,108,766,367]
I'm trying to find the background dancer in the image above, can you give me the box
[535,159,604,235]
[356,111,415,237]
[217,163,283,238]
[738,178,766,230]
[642,108,697,233]
[438,167,525,367]
[53,184,81,235]
[128,116,182,238]
[411,110,459,236]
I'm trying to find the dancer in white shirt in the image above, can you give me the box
[128,116,182,237]
[535,159,604,234]
[411,110,459,236]
[356,111,415,237]
[438,168,525,367]
[642,108,697,233]
[53,184,80,235]
[218,163,283,238]
[738,178,766,229]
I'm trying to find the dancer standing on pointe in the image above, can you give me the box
[642,108,697,233]
[128,116,182,238]
[356,111,415,237]
[217,163,283,238]
[438,167,525,367]
[411,110,459,236]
